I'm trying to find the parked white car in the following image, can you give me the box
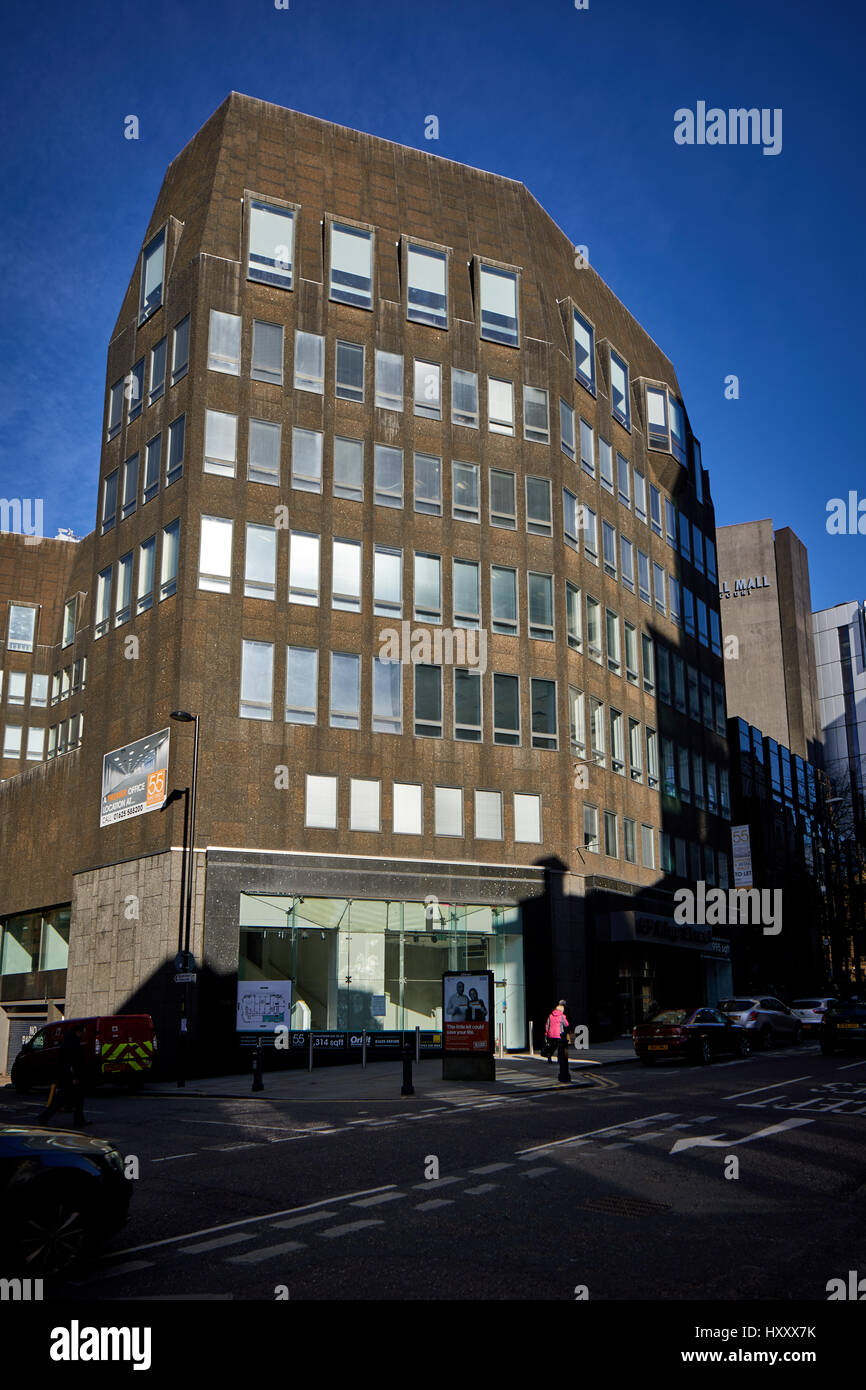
[790,997,837,1035]
[718,997,802,1047]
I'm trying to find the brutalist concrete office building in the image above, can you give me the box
[0,94,732,1070]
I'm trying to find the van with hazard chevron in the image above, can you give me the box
[10,1014,156,1093]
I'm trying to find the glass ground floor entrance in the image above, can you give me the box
[238,895,526,1048]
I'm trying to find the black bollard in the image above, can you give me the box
[401,1045,415,1096]
[557,1036,571,1084]
[252,1042,264,1092]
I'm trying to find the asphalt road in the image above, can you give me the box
[3,1043,866,1302]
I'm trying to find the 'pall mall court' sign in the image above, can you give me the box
[719,576,771,599]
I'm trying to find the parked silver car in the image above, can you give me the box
[790,997,837,1035]
[718,997,802,1047]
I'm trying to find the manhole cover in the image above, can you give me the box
[579,1195,671,1218]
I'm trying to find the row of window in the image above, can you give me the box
[102,418,185,532]
[0,661,86,708]
[107,313,189,439]
[1,714,82,763]
[302,775,543,843]
[93,522,179,637]
[582,806,731,887]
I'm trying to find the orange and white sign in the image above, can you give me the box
[100,728,170,827]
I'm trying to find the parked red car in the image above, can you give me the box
[633,1006,751,1065]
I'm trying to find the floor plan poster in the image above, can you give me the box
[236,980,293,1032]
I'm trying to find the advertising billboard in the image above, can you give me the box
[731,824,754,888]
[236,980,293,1033]
[100,728,170,828]
[442,970,493,1052]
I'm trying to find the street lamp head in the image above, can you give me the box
[170,710,195,722]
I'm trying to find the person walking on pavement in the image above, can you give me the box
[544,1000,570,1064]
[37,1023,91,1127]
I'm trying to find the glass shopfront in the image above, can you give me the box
[238,895,526,1048]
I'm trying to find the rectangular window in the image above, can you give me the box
[583,506,598,562]
[606,609,621,674]
[7,671,26,705]
[617,453,630,506]
[60,667,71,702]
[3,725,22,759]
[414,452,442,515]
[589,698,605,766]
[563,488,580,549]
[568,685,585,755]
[687,665,700,721]
[31,673,48,707]
[563,582,581,653]
[203,411,236,478]
[107,380,123,440]
[373,546,402,618]
[245,523,277,599]
[455,669,482,742]
[646,728,659,789]
[122,453,139,519]
[102,470,118,534]
[715,683,726,737]
[657,645,671,703]
[137,537,155,614]
[350,779,381,832]
[248,200,294,288]
[149,341,166,404]
[579,418,595,476]
[414,554,441,624]
[678,510,692,562]
[330,652,361,728]
[531,678,557,750]
[624,818,637,864]
[372,657,402,734]
[285,647,318,724]
[650,485,662,535]
[527,572,554,641]
[665,499,677,548]
[669,576,681,626]
[524,385,549,443]
[583,804,599,853]
[492,566,518,636]
[252,320,283,384]
[475,790,502,840]
[330,223,373,309]
[697,598,709,647]
[159,520,179,600]
[514,793,542,844]
[625,622,639,685]
[710,608,722,656]
[375,351,403,411]
[128,357,144,418]
[61,597,76,649]
[638,549,650,603]
[243,419,279,487]
[240,639,273,720]
[602,521,617,577]
[306,775,337,830]
[172,315,190,384]
[452,461,479,522]
[434,786,463,835]
[374,444,403,508]
[493,673,520,746]
[610,708,625,773]
[706,759,718,815]
[94,570,111,639]
[452,368,478,428]
[641,825,655,869]
[292,427,322,493]
[560,399,575,459]
[490,470,516,529]
[289,528,319,606]
[653,562,666,614]
[453,559,480,629]
[683,587,695,636]
[294,331,325,393]
[415,665,443,738]
[333,436,364,501]
[586,596,602,664]
[673,656,686,713]
[526,477,552,536]
[621,536,635,591]
[633,468,647,522]
[604,811,619,858]
[407,243,447,328]
[692,750,705,809]
[479,264,518,346]
[115,552,133,625]
[208,310,241,375]
[142,434,161,502]
[413,360,442,419]
[332,539,361,612]
[139,228,165,322]
[609,349,630,428]
[393,783,423,835]
[488,378,514,435]
[669,397,686,463]
[629,718,643,782]
[573,309,595,392]
[166,415,185,485]
[647,386,668,449]
[692,523,704,574]
[642,634,656,693]
[26,727,45,762]
[599,438,614,493]
[336,341,365,402]
[705,538,717,584]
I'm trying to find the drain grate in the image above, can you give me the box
[579,1195,671,1218]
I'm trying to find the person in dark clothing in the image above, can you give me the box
[37,1024,91,1126]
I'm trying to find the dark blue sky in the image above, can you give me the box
[1,0,862,610]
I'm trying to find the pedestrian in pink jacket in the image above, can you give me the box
[544,1000,570,1063]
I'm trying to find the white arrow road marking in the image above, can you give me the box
[670,1117,813,1154]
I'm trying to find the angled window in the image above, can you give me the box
[583,506,598,562]
[526,477,552,536]
[122,453,139,520]
[488,378,514,435]
[579,418,595,476]
[291,426,322,492]
[107,379,123,440]
[128,357,144,419]
[569,685,585,755]
[415,664,443,737]
[692,523,704,574]
[101,470,118,534]
[531,678,557,750]
[240,640,274,720]
[524,385,549,443]
[114,552,133,626]
[137,536,155,614]
[491,566,517,636]
[245,523,277,599]
[678,510,692,561]
[620,536,635,592]
[248,417,281,486]
[641,634,656,694]
[609,349,630,429]
[489,469,516,529]
[166,415,185,485]
[705,537,717,583]
[414,452,441,515]
[208,310,241,375]
[586,596,602,663]
[139,228,165,323]
[407,243,448,328]
[669,397,686,464]
[493,673,520,745]
[617,453,630,507]
[650,484,662,535]
[452,461,479,523]
[479,264,518,346]
[559,399,575,459]
[252,320,283,384]
[646,387,668,450]
[286,646,318,724]
[332,539,361,612]
[565,581,582,650]
[149,340,166,404]
[455,669,482,742]
[414,360,441,419]
[609,708,625,774]
[374,444,403,508]
[329,223,373,309]
[563,488,580,549]
[452,368,478,428]
[633,468,647,521]
[629,718,643,782]
[683,586,695,635]
[475,789,502,839]
[710,607,722,656]
[373,546,402,617]
[599,437,614,493]
[143,434,162,501]
[375,350,403,411]
[294,331,324,393]
[527,572,554,641]
[289,531,320,606]
[606,609,621,673]
[336,341,364,402]
[669,576,681,625]
[306,775,337,830]
[665,498,677,548]
[602,521,617,577]
[573,308,595,392]
[637,549,651,603]
[697,597,709,647]
[414,553,441,624]
[171,315,190,384]
[653,562,666,614]
[334,435,363,501]
[372,657,402,733]
[159,520,179,600]
[583,804,599,853]
[624,621,638,684]
[453,559,480,629]
[330,652,361,728]
[248,200,294,288]
[204,411,236,477]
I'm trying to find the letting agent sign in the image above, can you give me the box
[100,728,170,828]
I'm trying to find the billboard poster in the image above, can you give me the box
[442,970,493,1053]
[731,824,753,888]
[100,727,170,828]
[236,980,293,1032]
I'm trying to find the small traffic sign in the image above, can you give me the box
[174,971,197,983]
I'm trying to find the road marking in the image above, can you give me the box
[603,1142,634,1150]
[723,1076,812,1100]
[516,1112,677,1156]
[670,1117,814,1154]
[152,1153,198,1163]
[351,1192,407,1208]
[79,1259,154,1282]
[272,1211,339,1230]
[411,1175,463,1190]
[837,1059,866,1070]
[182,1118,297,1131]
[521,1165,557,1177]
[180,1233,257,1254]
[415,1199,454,1211]
[318,1220,385,1239]
[469,1162,512,1175]
[463,1183,499,1194]
[104,1184,398,1258]
[227,1240,307,1264]
[207,1142,262,1152]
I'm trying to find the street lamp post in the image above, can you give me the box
[171,711,200,1088]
